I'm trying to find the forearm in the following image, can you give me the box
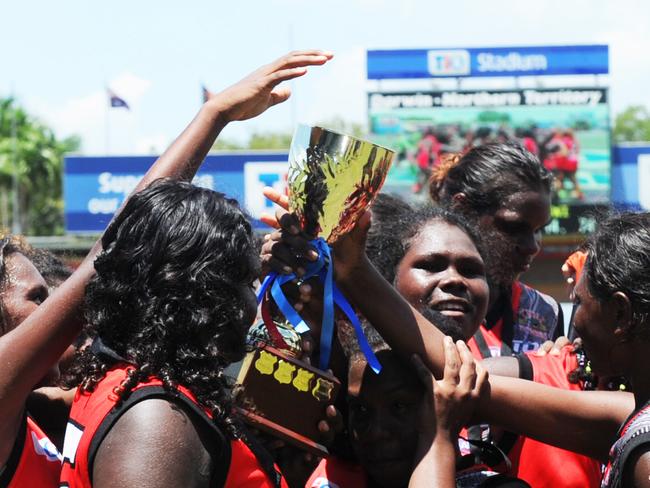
[479,375,633,461]
[337,258,446,376]
[409,435,457,488]
[133,99,227,191]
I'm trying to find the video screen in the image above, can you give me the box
[368,87,611,205]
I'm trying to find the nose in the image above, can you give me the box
[438,266,467,294]
[516,231,541,258]
[362,411,394,443]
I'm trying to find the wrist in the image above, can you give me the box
[335,255,372,290]
[203,98,231,128]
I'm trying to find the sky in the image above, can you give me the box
[1,0,649,155]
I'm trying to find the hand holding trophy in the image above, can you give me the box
[237,125,395,455]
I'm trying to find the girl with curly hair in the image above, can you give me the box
[0,50,332,488]
[59,179,275,487]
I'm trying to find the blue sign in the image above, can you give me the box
[611,144,650,211]
[64,153,290,233]
[367,45,609,79]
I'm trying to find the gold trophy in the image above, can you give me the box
[237,126,395,455]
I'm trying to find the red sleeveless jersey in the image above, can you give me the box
[507,347,602,487]
[59,365,287,488]
[1,416,61,488]
[469,324,600,488]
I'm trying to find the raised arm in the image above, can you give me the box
[0,50,333,459]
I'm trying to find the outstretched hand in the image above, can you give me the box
[211,50,333,123]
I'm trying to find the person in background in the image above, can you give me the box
[429,142,563,358]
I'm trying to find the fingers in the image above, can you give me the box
[269,86,292,106]
[536,340,555,356]
[318,404,343,445]
[457,340,477,392]
[474,363,489,397]
[263,186,290,210]
[442,336,461,385]
[259,213,281,229]
[269,50,333,72]
[276,209,300,234]
[536,336,570,356]
[300,332,313,364]
[552,336,571,354]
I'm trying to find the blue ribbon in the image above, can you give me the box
[257,237,381,373]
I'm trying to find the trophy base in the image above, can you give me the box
[235,344,340,458]
[235,407,329,457]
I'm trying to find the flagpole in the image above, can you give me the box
[105,84,110,155]
[10,90,21,234]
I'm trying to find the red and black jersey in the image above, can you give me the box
[59,364,287,488]
[0,415,61,488]
[506,347,602,487]
[468,281,563,359]
[602,400,650,488]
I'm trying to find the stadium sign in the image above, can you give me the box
[368,88,608,110]
[367,45,609,79]
[64,153,289,233]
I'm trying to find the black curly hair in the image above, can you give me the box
[429,141,553,214]
[62,179,260,437]
[366,193,484,285]
[584,211,650,340]
[29,248,73,288]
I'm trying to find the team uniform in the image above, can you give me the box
[601,401,650,488]
[0,414,61,488]
[305,456,529,488]
[505,347,602,487]
[59,364,286,488]
[468,281,563,358]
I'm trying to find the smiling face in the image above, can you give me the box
[477,189,551,288]
[347,350,423,488]
[394,220,489,340]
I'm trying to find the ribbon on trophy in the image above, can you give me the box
[258,125,395,374]
[257,237,382,373]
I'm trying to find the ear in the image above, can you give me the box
[612,291,634,341]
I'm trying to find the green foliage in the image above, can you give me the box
[613,105,650,142]
[0,98,80,235]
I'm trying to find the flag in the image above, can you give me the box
[108,89,129,109]
[202,84,212,103]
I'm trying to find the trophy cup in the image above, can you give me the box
[236,125,395,455]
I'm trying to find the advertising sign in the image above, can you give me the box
[367,45,609,79]
[611,144,650,210]
[64,153,289,233]
[368,87,611,206]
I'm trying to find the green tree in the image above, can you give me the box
[613,105,650,142]
[0,98,80,236]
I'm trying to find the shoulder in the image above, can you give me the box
[623,446,650,488]
[92,397,225,488]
